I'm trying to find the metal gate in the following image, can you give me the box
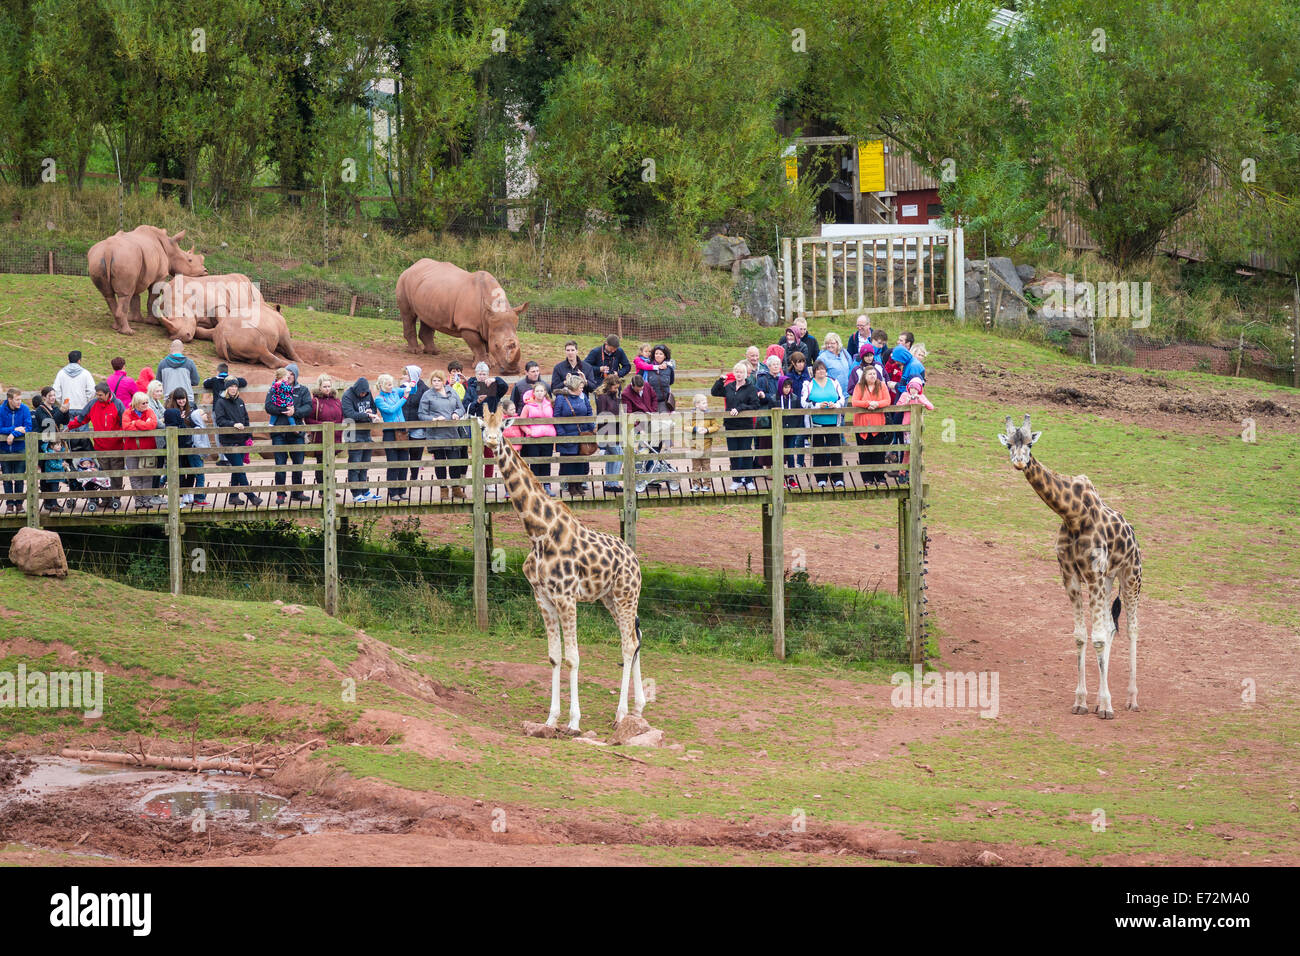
[780,226,964,323]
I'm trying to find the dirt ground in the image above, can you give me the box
[3,330,1297,866]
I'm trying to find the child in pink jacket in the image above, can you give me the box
[895,377,933,481]
[520,384,557,494]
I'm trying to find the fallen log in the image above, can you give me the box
[61,749,276,777]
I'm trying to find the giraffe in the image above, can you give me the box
[998,414,1142,719]
[481,408,646,732]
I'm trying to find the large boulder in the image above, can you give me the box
[737,255,780,327]
[986,256,1024,299]
[9,528,68,578]
[1015,263,1036,283]
[702,235,750,268]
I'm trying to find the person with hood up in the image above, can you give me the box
[894,376,934,483]
[341,376,383,503]
[776,373,806,486]
[1,388,34,513]
[306,374,344,488]
[400,364,428,484]
[54,350,97,411]
[213,379,262,506]
[890,344,925,399]
[156,341,200,403]
[847,343,885,395]
[67,383,126,509]
[266,363,313,504]
[122,392,164,510]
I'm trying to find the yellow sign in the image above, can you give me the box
[784,156,798,188]
[858,140,885,192]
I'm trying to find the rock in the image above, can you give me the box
[1015,263,1036,282]
[624,729,665,748]
[8,528,68,578]
[571,736,609,747]
[964,276,982,302]
[737,255,780,327]
[609,714,653,745]
[522,721,558,739]
[976,850,1004,866]
[702,234,750,268]
[986,256,1024,299]
[279,603,305,615]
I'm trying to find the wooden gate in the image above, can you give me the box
[781,226,964,323]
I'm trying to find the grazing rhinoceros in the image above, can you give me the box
[154,273,264,343]
[87,225,207,335]
[210,302,300,369]
[396,259,525,373]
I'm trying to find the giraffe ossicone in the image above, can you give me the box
[998,413,1143,719]
[482,409,646,733]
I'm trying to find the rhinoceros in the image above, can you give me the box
[396,259,525,373]
[153,273,264,343]
[87,225,207,335]
[210,301,300,369]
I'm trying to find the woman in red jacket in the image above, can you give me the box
[306,374,344,494]
[122,392,163,509]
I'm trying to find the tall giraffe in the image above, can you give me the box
[481,408,645,731]
[999,414,1142,719]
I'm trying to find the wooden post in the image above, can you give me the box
[166,427,182,596]
[886,237,895,310]
[855,239,864,312]
[897,496,907,599]
[782,238,793,324]
[1292,274,1299,389]
[907,410,925,664]
[761,505,773,586]
[24,439,39,528]
[825,239,834,314]
[349,294,358,316]
[795,240,805,320]
[48,251,54,275]
[769,411,786,661]
[621,408,637,549]
[322,423,339,615]
[470,418,488,631]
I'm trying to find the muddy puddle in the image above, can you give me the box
[0,754,411,861]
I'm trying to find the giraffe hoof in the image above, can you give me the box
[1096,708,1115,720]
[1070,706,1090,715]
[1126,703,1140,712]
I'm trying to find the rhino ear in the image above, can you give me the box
[170,229,186,242]
[514,301,529,318]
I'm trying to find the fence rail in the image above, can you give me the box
[0,409,932,662]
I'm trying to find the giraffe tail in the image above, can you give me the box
[1110,596,1122,636]
[632,615,642,665]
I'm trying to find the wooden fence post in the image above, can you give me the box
[620,408,637,549]
[769,411,786,661]
[897,496,907,599]
[470,419,488,631]
[322,423,339,615]
[166,427,181,596]
[25,439,39,528]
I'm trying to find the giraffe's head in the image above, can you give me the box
[482,408,504,452]
[998,414,1042,470]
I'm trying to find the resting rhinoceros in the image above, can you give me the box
[210,302,300,369]
[153,273,264,343]
[396,259,525,373]
[87,225,207,335]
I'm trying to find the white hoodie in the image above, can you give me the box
[53,363,96,410]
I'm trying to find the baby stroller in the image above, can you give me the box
[71,457,119,512]
[634,438,680,493]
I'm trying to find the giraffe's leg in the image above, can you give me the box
[606,594,643,723]
[557,596,581,731]
[1124,576,1140,712]
[1065,573,1089,714]
[630,646,646,717]
[534,587,563,727]
[1087,573,1115,719]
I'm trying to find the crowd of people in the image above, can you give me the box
[0,319,932,513]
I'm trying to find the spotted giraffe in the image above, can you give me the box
[482,408,645,731]
[999,414,1142,719]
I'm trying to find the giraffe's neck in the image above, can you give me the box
[1024,455,1084,524]
[493,437,576,541]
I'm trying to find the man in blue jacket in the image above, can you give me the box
[585,334,631,379]
[1,388,34,514]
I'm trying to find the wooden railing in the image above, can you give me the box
[1,408,930,661]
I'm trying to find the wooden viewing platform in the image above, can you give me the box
[1,409,930,661]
